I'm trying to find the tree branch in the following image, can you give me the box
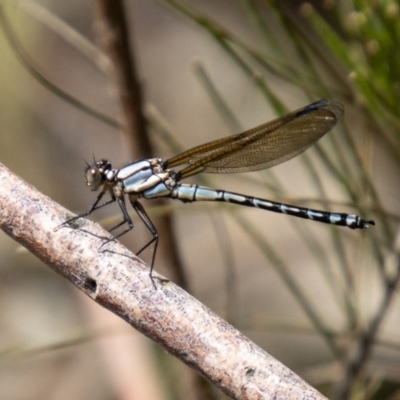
[0,162,327,400]
[94,0,149,157]
[94,0,188,290]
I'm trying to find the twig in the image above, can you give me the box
[94,0,150,157]
[94,0,188,290]
[0,162,328,399]
[335,261,400,399]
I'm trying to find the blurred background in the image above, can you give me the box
[0,0,398,399]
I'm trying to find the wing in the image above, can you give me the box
[165,99,343,179]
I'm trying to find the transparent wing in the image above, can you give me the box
[165,99,343,179]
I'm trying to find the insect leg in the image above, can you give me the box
[131,200,158,288]
[107,196,134,238]
[57,190,116,229]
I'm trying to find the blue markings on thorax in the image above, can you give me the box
[117,160,154,193]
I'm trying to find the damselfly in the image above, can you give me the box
[64,99,374,282]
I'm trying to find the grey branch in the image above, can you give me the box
[0,162,327,400]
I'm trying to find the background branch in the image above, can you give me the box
[94,0,189,292]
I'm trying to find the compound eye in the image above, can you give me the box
[86,167,102,189]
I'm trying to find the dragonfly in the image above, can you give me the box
[64,99,374,284]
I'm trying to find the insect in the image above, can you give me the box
[64,99,374,284]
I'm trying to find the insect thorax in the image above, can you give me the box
[116,158,176,198]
